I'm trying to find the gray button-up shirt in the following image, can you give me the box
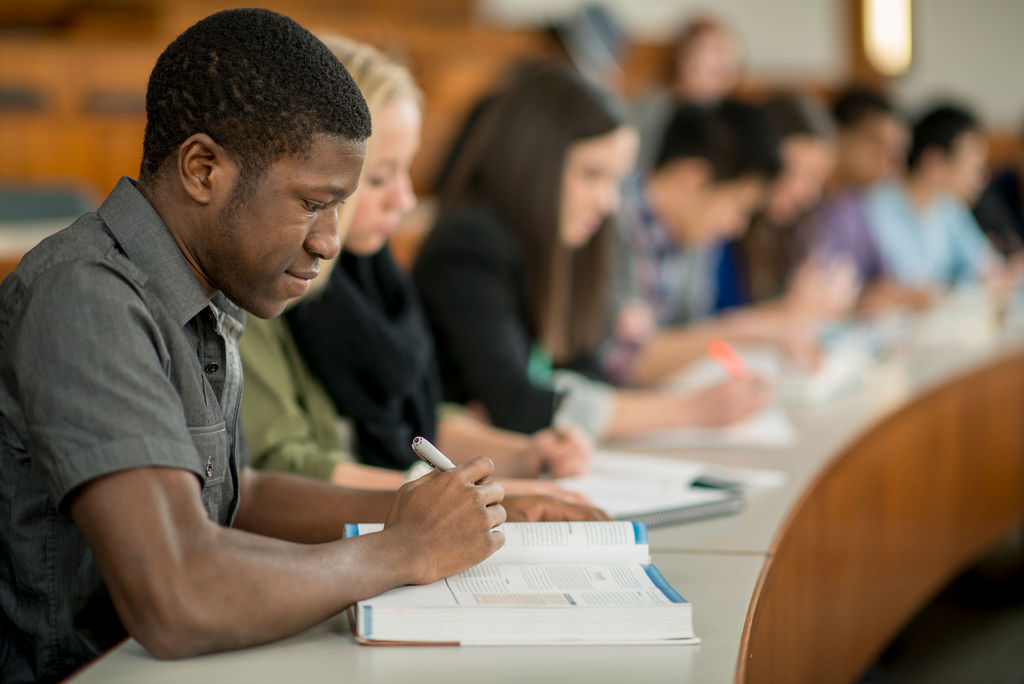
[0,177,247,683]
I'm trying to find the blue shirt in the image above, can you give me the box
[864,181,997,287]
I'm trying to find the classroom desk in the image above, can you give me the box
[67,307,1024,684]
[69,552,765,684]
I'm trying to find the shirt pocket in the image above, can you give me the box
[188,422,229,487]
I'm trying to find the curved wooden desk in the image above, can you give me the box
[739,345,1024,683]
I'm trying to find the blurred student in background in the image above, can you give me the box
[607,100,821,388]
[813,87,926,312]
[719,92,857,319]
[858,103,1002,291]
[414,65,769,441]
[633,14,744,171]
[240,38,591,495]
[972,117,1024,256]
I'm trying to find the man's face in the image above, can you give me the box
[200,134,365,318]
[667,173,765,247]
[767,136,836,225]
[839,113,909,189]
[943,130,988,204]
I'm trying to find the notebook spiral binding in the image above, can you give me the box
[619,491,745,529]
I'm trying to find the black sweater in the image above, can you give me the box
[413,203,591,433]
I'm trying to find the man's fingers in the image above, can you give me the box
[457,456,495,484]
[488,528,506,553]
[486,503,507,530]
[476,481,505,506]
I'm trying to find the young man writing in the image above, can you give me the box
[0,10,599,683]
[861,104,1000,289]
[606,100,816,389]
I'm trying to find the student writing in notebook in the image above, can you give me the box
[413,65,769,442]
[0,12,600,683]
[811,87,927,313]
[607,100,821,387]
[240,36,591,490]
[721,93,858,316]
[858,103,1005,291]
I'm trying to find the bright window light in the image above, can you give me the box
[863,0,913,76]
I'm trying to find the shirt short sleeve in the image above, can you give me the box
[3,259,203,508]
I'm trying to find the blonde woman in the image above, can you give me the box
[240,36,592,499]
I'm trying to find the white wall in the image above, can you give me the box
[893,0,1024,129]
[476,0,845,80]
[479,0,1024,129]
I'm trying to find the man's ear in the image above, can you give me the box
[177,133,235,205]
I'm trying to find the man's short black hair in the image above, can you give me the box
[140,8,371,185]
[907,103,980,170]
[831,86,895,130]
[653,99,782,182]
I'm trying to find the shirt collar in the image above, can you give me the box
[97,176,221,328]
[626,174,677,255]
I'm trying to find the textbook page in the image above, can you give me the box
[345,521,650,565]
[368,562,681,609]
[357,562,697,645]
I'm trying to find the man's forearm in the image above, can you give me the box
[73,463,505,661]
[233,468,396,543]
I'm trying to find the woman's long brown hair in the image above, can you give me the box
[438,64,629,364]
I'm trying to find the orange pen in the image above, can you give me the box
[707,339,749,379]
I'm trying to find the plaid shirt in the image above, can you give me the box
[603,176,718,384]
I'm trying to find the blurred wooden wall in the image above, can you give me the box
[1,0,1020,203]
[0,0,682,200]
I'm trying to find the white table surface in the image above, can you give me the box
[64,297,1024,684]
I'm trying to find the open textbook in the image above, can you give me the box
[346,521,698,646]
[553,451,785,527]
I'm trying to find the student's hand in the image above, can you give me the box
[382,456,506,585]
[679,376,772,427]
[614,300,657,344]
[503,495,611,522]
[778,316,822,372]
[786,254,861,319]
[858,279,937,315]
[526,425,592,478]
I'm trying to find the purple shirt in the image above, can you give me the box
[814,191,887,281]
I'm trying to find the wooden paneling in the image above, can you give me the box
[738,351,1024,684]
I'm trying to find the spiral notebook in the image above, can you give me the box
[554,452,749,528]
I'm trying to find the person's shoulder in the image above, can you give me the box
[434,202,509,240]
[14,212,145,284]
[2,214,148,315]
[934,193,979,231]
[864,181,902,204]
[240,313,288,350]
[862,182,908,220]
[417,201,517,267]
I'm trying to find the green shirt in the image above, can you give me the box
[239,315,354,481]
